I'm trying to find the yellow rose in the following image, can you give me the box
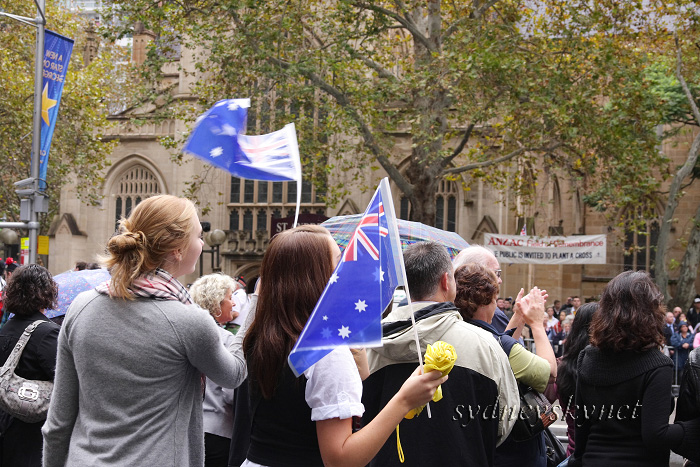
[404,341,456,419]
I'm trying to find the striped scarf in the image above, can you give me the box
[96,268,193,305]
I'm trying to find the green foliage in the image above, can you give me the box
[0,0,135,232]
[99,0,685,224]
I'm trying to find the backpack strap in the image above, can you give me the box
[0,320,45,376]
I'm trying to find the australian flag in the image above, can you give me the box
[289,178,406,376]
[183,98,301,182]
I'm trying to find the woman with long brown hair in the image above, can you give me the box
[42,195,247,467]
[241,225,445,467]
[570,271,700,466]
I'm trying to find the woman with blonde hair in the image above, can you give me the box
[42,195,247,467]
[190,273,240,467]
[241,225,445,467]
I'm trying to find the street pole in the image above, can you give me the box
[29,0,46,265]
[0,3,48,264]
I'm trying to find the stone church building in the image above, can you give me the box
[46,26,700,304]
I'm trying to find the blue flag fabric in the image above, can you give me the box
[183,99,301,182]
[288,178,405,376]
[38,30,74,191]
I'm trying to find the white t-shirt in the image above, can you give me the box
[242,346,364,467]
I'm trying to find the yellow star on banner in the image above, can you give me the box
[41,83,57,126]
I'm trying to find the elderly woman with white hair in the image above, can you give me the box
[190,273,240,467]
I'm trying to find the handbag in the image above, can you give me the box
[544,426,567,467]
[0,320,53,423]
[511,382,558,442]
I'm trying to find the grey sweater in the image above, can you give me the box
[42,290,250,467]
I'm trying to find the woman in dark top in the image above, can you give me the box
[0,264,60,467]
[554,302,597,457]
[241,225,445,467]
[676,347,700,466]
[570,271,700,466]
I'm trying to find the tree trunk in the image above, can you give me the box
[669,205,700,310]
[657,46,700,302]
[654,131,700,301]
[406,171,439,225]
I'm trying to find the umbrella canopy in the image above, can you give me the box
[45,268,111,319]
[321,214,469,260]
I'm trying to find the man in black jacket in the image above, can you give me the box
[362,242,519,467]
[687,297,700,329]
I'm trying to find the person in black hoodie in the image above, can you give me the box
[570,270,700,467]
[0,264,60,467]
[676,346,700,466]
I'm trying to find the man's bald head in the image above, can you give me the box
[453,245,501,284]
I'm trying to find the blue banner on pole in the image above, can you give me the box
[37,30,74,191]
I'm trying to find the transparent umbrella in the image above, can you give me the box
[321,214,469,260]
[45,268,111,319]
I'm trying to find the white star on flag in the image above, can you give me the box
[329,273,339,284]
[338,326,351,339]
[323,315,328,321]
[321,328,332,339]
[227,102,240,111]
[220,124,237,136]
[355,299,367,313]
[373,267,385,282]
[210,147,223,157]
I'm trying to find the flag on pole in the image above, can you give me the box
[520,223,527,236]
[288,178,406,376]
[183,99,303,225]
[37,30,74,191]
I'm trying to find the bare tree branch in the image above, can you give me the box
[444,0,501,36]
[440,123,475,168]
[391,0,412,20]
[439,88,504,168]
[266,56,413,196]
[344,47,399,81]
[445,147,527,174]
[346,1,436,53]
[677,37,700,126]
[444,17,469,38]
[474,0,501,18]
[654,34,700,299]
[445,142,563,175]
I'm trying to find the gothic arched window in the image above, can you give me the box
[114,165,161,228]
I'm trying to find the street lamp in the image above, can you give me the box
[0,229,19,246]
[0,229,20,263]
[200,228,226,276]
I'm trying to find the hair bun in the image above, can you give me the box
[108,230,147,255]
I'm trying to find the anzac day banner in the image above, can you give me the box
[484,233,607,264]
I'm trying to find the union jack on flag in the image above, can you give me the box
[344,203,388,261]
[289,178,406,376]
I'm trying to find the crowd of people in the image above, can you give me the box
[0,194,698,467]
